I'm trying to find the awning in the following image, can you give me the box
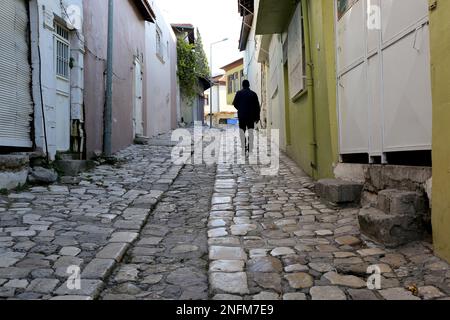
[239,14,254,51]
[133,0,156,22]
[255,0,297,35]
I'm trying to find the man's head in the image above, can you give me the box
[242,80,250,89]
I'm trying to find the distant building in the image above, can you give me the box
[220,58,244,106]
[172,23,211,126]
[205,74,237,126]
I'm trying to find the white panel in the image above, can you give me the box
[338,64,369,154]
[382,25,432,151]
[0,0,33,147]
[337,0,365,73]
[367,55,382,155]
[367,0,380,53]
[381,0,428,43]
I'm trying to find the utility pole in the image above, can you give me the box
[209,38,228,128]
[209,44,213,128]
[104,0,114,156]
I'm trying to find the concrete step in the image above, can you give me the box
[315,179,363,206]
[134,136,150,145]
[55,160,95,177]
[358,207,424,247]
[0,155,30,190]
[378,189,427,215]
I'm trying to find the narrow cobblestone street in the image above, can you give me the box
[1,130,450,300]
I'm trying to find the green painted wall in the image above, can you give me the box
[430,0,450,263]
[284,0,338,179]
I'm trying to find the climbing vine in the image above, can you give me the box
[176,29,210,104]
[177,38,197,103]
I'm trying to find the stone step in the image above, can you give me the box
[55,160,95,177]
[377,189,427,216]
[358,207,424,247]
[315,179,363,205]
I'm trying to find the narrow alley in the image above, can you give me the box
[1,130,449,300]
[1,0,450,307]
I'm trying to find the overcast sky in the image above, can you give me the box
[155,0,244,76]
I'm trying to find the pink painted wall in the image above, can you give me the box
[83,0,148,157]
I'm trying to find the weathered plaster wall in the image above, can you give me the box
[83,0,147,156]
[145,1,177,137]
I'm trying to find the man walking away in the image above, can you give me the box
[232,80,261,155]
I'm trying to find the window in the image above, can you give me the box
[287,3,306,99]
[233,72,239,92]
[54,22,70,78]
[156,25,165,62]
[228,75,233,94]
[337,0,359,20]
[205,94,209,106]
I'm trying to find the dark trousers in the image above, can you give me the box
[239,119,255,152]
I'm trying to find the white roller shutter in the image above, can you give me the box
[0,0,33,148]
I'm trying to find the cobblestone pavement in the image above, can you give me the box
[207,152,450,300]
[0,134,182,300]
[100,163,215,300]
[1,129,450,300]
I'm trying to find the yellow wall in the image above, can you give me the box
[284,0,338,179]
[224,64,244,105]
[430,0,450,263]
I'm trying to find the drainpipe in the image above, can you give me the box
[104,0,114,156]
[302,0,318,178]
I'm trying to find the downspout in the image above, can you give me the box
[104,0,114,156]
[302,0,318,179]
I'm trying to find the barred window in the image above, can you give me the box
[54,22,70,78]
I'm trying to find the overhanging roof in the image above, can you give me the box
[133,0,156,22]
[198,76,212,91]
[255,0,297,35]
[171,24,196,44]
[239,14,254,51]
[238,0,254,16]
[220,58,244,72]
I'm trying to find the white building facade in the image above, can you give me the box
[29,0,84,159]
[145,0,179,137]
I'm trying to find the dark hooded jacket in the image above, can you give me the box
[232,88,261,123]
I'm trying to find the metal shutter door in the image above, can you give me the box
[0,0,33,148]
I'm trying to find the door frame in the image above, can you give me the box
[133,56,144,137]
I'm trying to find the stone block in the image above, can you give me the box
[315,179,363,205]
[96,243,129,262]
[0,155,29,171]
[358,207,424,247]
[378,189,427,216]
[28,167,58,184]
[81,258,116,280]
